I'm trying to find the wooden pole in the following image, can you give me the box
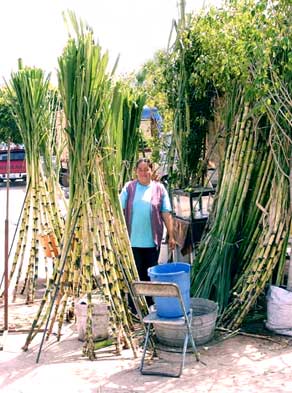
[4,140,10,330]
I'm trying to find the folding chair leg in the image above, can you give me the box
[179,332,189,376]
[140,326,192,378]
[188,331,200,361]
[186,316,200,362]
[140,323,185,378]
[140,323,151,373]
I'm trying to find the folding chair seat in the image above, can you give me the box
[131,281,200,378]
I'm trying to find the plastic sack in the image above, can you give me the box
[75,297,109,342]
[265,285,292,336]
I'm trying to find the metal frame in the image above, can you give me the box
[131,281,200,378]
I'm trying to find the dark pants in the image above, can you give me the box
[132,247,160,281]
[130,247,160,312]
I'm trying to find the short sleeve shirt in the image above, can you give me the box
[120,181,171,247]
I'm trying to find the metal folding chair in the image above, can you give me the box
[131,281,200,378]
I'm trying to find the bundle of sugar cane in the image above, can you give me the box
[23,12,146,360]
[220,70,292,329]
[3,64,64,304]
[191,73,292,328]
[190,86,258,311]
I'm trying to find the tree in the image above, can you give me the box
[0,87,22,144]
[138,50,174,133]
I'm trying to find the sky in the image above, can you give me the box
[1,0,223,86]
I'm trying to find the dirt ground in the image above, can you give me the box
[1,288,292,393]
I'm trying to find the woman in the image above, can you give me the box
[120,158,175,282]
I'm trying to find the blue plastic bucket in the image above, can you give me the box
[148,262,190,318]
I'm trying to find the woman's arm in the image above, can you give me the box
[162,212,176,250]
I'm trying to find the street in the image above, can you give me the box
[0,182,26,279]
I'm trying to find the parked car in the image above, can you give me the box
[0,147,26,183]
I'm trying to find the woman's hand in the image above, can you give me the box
[162,212,176,251]
[168,236,176,251]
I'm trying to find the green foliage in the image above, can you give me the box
[163,6,217,188]
[58,10,112,201]
[0,87,22,144]
[137,51,174,133]
[186,0,291,100]
[147,134,161,164]
[6,66,51,175]
[104,80,146,190]
[188,0,292,321]
[137,0,291,189]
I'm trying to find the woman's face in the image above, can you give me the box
[136,162,152,185]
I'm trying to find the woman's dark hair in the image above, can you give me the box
[135,158,153,169]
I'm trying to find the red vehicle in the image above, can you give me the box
[0,148,27,183]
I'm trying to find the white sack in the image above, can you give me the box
[265,285,292,336]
